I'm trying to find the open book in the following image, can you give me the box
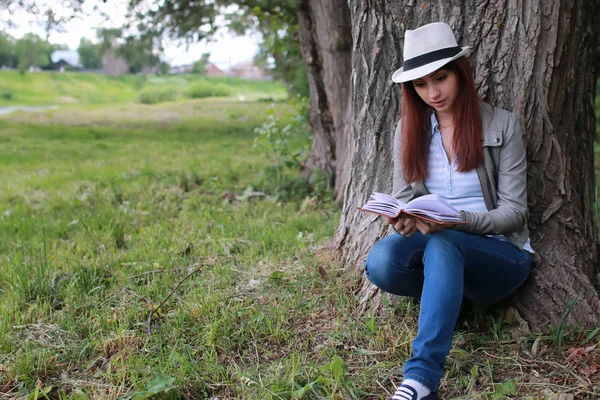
[358,193,466,225]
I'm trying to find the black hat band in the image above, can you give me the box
[402,46,463,72]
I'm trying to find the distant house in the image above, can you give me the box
[168,64,193,74]
[101,48,129,76]
[50,50,82,71]
[227,61,270,80]
[205,63,225,77]
[141,65,159,75]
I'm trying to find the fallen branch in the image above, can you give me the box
[124,289,153,307]
[146,264,205,335]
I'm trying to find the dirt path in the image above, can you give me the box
[0,105,59,115]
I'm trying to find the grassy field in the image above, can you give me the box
[0,73,599,399]
[0,71,285,106]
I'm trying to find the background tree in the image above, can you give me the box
[14,33,52,72]
[295,0,352,205]
[77,38,102,69]
[329,0,600,332]
[118,33,161,73]
[126,1,307,97]
[191,53,211,75]
[97,28,123,53]
[94,28,162,74]
[0,32,16,68]
[159,60,170,74]
[227,1,308,98]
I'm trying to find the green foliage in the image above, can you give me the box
[0,31,16,68]
[186,80,231,98]
[126,0,308,98]
[159,61,170,75]
[483,378,517,400]
[550,292,582,353]
[288,355,362,399]
[245,2,309,98]
[5,246,53,304]
[254,110,298,168]
[191,53,210,75]
[138,87,178,104]
[120,375,177,400]
[254,104,305,198]
[0,86,13,100]
[88,28,162,73]
[119,33,161,74]
[97,28,123,53]
[14,33,52,70]
[253,99,331,201]
[25,383,53,400]
[77,38,102,69]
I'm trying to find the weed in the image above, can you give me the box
[120,375,177,399]
[286,355,363,399]
[482,378,516,399]
[254,104,301,168]
[138,88,178,104]
[4,246,52,305]
[0,86,13,100]
[253,102,332,201]
[187,80,232,98]
[552,292,582,353]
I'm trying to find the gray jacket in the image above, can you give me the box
[392,102,530,250]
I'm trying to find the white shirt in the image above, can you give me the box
[424,113,533,252]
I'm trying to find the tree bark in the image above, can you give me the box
[330,0,600,332]
[296,0,352,205]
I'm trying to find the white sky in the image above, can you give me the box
[1,0,260,68]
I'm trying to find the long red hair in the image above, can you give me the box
[400,57,483,182]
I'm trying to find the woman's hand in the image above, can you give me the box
[386,216,418,237]
[414,219,455,235]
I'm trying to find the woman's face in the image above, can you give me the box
[412,68,460,113]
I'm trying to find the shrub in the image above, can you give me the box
[187,81,231,98]
[138,88,177,104]
[0,86,13,100]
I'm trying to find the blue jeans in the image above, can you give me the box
[365,230,532,391]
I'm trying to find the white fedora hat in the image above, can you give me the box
[392,22,469,83]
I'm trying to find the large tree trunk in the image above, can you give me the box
[296,0,352,205]
[329,0,600,332]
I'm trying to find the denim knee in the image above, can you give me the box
[424,230,462,253]
[422,230,465,272]
[364,238,394,290]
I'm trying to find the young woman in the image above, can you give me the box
[364,22,534,400]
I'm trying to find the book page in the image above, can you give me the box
[404,194,463,222]
[357,192,404,218]
[359,192,466,223]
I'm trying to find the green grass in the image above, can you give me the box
[0,79,598,399]
[0,71,286,106]
[0,94,366,399]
